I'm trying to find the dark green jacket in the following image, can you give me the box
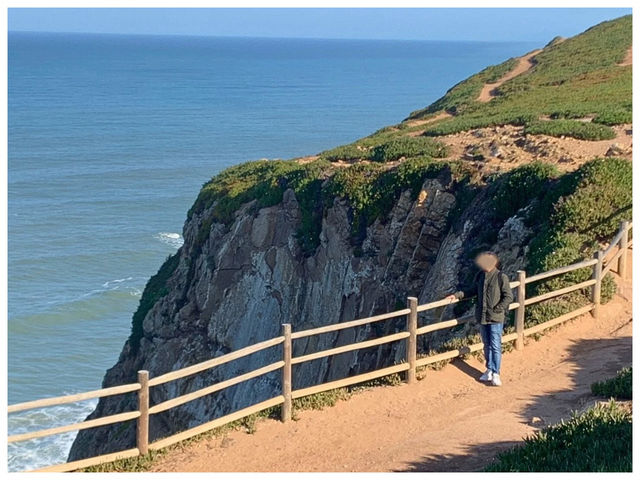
[454,269,513,324]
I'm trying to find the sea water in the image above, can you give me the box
[8,32,537,470]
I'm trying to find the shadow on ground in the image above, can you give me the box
[397,329,632,472]
[450,358,484,381]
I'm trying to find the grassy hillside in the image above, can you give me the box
[413,15,632,137]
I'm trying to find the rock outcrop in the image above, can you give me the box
[69,169,533,460]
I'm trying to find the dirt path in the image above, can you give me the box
[619,46,632,66]
[477,50,542,102]
[404,111,453,128]
[153,261,632,472]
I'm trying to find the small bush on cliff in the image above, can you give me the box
[523,120,615,141]
[370,136,448,162]
[422,111,535,137]
[320,134,448,164]
[593,109,632,125]
[485,401,632,472]
[319,144,372,162]
[491,161,558,221]
[129,253,180,352]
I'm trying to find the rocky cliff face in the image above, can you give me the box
[69,170,531,460]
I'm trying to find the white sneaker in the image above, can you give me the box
[479,369,493,382]
[491,374,502,386]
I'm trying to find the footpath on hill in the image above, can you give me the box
[152,259,632,472]
[477,50,542,102]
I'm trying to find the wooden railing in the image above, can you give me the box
[8,220,632,472]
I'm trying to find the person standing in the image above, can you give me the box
[445,252,513,386]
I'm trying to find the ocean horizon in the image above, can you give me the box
[8,31,538,471]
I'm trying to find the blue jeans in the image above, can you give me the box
[479,323,503,374]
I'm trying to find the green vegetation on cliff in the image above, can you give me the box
[523,120,616,141]
[482,156,632,329]
[129,253,180,352]
[319,132,448,163]
[327,158,473,250]
[524,156,631,324]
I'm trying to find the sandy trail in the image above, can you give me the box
[152,257,632,472]
[619,46,632,66]
[477,50,542,102]
[404,111,453,128]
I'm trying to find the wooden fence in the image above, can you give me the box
[8,220,632,472]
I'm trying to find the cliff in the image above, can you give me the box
[69,15,632,460]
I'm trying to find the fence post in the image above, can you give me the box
[281,323,292,422]
[515,270,526,351]
[591,250,604,318]
[618,220,629,279]
[406,297,418,384]
[137,370,149,455]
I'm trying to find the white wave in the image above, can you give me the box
[8,398,97,472]
[102,277,133,288]
[155,232,184,249]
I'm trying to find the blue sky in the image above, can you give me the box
[8,8,631,42]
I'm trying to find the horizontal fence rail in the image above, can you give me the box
[8,220,632,472]
[148,336,285,387]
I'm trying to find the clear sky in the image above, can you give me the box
[8,8,631,42]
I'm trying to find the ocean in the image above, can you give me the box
[7,31,537,471]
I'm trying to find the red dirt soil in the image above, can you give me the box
[152,253,632,472]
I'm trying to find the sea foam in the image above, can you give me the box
[8,399,97,472]
[155,232,184,249]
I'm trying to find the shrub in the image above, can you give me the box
[485,401,631,472]
[189,159,332,222]
[593,109,632,125]
[591,367,632,400]
[422,112,535,136]
[523,120,616,141]
[319,144,372,162]
[370,136,448,162]
[551,157,632,238]
[491,162,558,221]
[292,388,351,411]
